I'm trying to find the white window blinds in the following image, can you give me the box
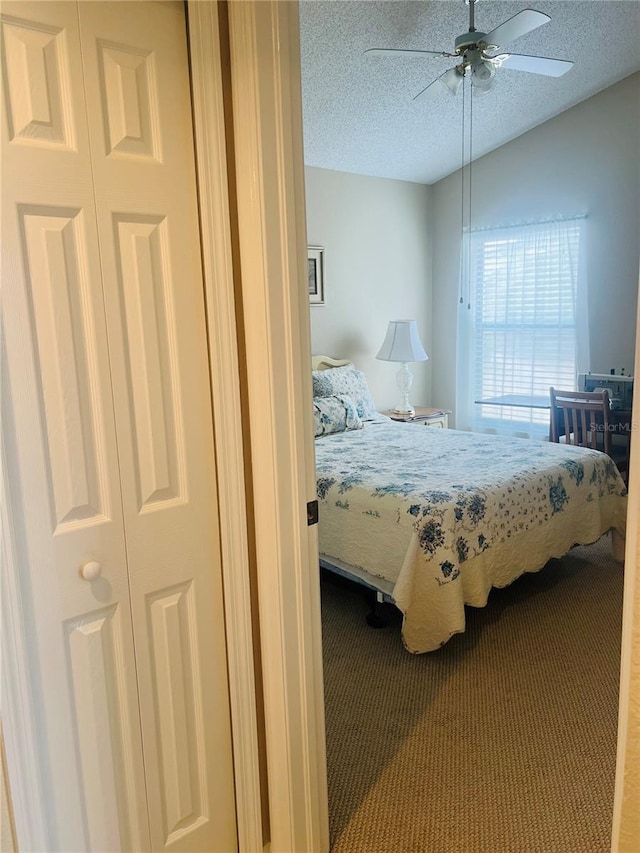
[456,217,586,439]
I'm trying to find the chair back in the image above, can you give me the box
[549,387,611,453]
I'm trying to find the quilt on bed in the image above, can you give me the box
[315,421,627,653]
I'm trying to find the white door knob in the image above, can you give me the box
[81,561,102,581]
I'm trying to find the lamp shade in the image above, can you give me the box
[376,320,428,363]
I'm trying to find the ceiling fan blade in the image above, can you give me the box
[365,47,455,59]
[483,9,550,50]
[413,67,463,101]
[495,53,573,77]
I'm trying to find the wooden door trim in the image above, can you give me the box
[612,278,640,849]
[187,3,263,849]
[222,1,329,851]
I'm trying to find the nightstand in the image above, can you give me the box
[384,407,450,428]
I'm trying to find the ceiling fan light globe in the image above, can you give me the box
[442,66,464,95]
[472,60,494,82]
[472,74,497,95]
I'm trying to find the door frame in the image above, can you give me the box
[187,4,263,849]
[188,2,328,852]
[612,282,640,850]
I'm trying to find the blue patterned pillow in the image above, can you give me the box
[313,394,363,437]
[312,364,378,421]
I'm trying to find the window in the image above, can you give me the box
[456,217,586,439]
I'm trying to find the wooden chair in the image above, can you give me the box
[549,387,629,482]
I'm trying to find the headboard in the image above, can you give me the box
[311,355,352,371]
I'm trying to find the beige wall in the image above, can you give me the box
[305,166,433,412]
[305,75,640,419]
[431,72,640,425]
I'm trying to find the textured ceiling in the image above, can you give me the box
[299,0,640,184]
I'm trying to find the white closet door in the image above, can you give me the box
[3,2,237,851]
[77,3,237,851]
[1,3,150,850]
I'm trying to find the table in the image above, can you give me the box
[475,394,550,409]
[476,394,633,446]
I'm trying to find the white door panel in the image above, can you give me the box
[78,3,237,850]
[1,3,151,850]
[3,2,237,851]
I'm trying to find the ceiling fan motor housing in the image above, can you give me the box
[455,31,498,54]
[455,31,482,52]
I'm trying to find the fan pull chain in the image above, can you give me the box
[468,79,473,310]
[459,71,472,310]
[459,70,465,305]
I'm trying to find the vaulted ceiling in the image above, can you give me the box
[299,0,640,184]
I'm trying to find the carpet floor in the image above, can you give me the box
[321,535,623,853]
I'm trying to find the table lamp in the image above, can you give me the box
[376,319,428,416]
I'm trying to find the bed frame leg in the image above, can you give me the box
[612,529,626,563]
[365,591,389,628]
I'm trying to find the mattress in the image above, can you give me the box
[314,421,627,653]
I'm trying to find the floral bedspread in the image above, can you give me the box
[315,421,627,653]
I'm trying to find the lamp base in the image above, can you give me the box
[395,363,415,416]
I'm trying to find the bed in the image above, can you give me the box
[312,358,628,653]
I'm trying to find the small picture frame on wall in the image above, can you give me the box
[308,246,324,305]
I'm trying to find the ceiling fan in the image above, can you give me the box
[365,0,573,100]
